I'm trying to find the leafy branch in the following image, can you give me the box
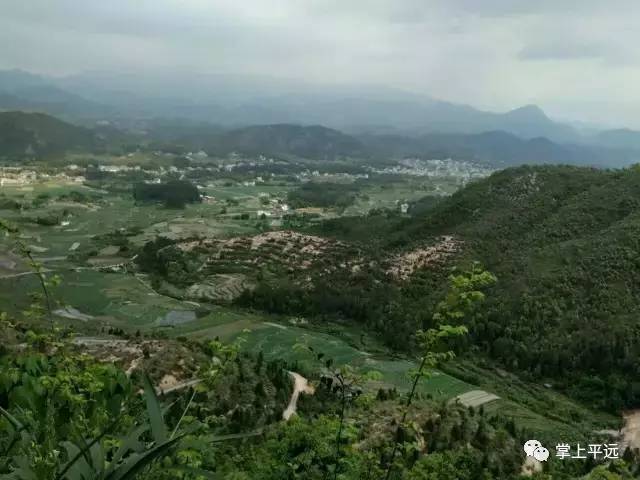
[383,264,496,480]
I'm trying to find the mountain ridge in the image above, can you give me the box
[0,69,595,143]
[0,109,638,168]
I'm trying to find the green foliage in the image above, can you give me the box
[212,415,374,479]
[383,265,493,480]
[271,164,640,411]
[570,459,638,480]
[306,208,401,245]
[390,165,640,410]
[34,213,60,226]
[133,180,201,209]
[0,195,23,210]
[287,182,359,210]
[143,374,168,443]
[0,336,132,477]
[0,321,277,479]
[385,264,496,480]
[432,264,497,325]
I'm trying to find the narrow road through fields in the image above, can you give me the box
[0,255,138,279]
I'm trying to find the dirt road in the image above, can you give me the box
[521,456,543,476]
[620,410,640,452]
[282,372,315,421]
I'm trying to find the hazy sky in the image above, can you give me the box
[2,0,640,126]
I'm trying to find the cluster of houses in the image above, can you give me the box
[0,168,85,187]
[257,200,290,219]
[295,170,369,182]
[375,158,492,183]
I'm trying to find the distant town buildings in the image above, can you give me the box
[374,158,492,184]
[0,168,85,187]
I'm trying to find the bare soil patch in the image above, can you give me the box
[387,235,462,280]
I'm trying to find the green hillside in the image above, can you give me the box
[389,165,640,410]
[280,164,640,411]
[166,123,366,160]
[0,111,95,158]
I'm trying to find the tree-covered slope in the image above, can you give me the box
[207,124,366,159]
[0,111,96,158]
[392,165,640,409]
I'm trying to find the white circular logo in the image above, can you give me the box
[523,439,542,457]
[533,446,549,462]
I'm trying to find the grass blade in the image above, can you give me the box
[108,435,184,480]
[0,406,25,432]
[143,373,167,443]
[55,415,121,480]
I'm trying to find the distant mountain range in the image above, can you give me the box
[1,69,640,167]
[358,131,640,168]
[1,110,639,168]
[2,69,640,152]
[144,120,638,167]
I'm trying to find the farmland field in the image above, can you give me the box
[166,310,474,400]
[0,175,475,402]
[343,176,458,215]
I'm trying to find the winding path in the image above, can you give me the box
[283,372,315,421]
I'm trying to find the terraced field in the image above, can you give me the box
[0,269,192,330]
[454,390,500,407]
[0,179,294,314]
[168,314,474,400]
[178,230,362,277]
[185,274,248,302]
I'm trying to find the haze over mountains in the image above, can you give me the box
[2,68,640,168]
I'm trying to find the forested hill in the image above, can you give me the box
[158,121,638,167]
[0,111,96,158]
[198,123,366,160]
[393,165,640,409]
[2,108,638,168]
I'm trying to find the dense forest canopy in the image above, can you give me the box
[133,180,201,208]
[286,181,360,209]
